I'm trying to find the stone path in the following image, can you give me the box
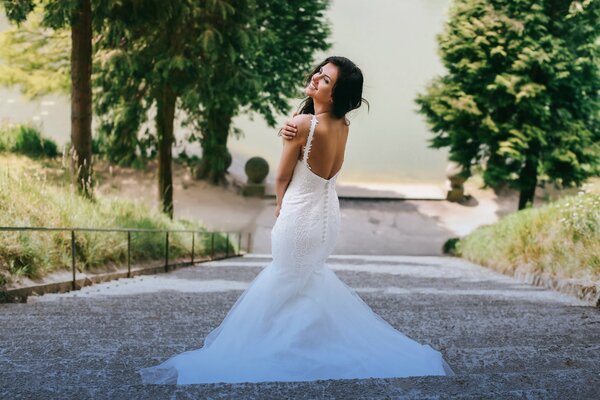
[1,255,599,399]
[250,196,517,256]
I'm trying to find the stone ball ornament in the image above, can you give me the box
[245,157,269,184]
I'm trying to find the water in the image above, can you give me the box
[0,0,451,184]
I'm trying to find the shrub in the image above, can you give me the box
[442,238,460,255]
[457,193,600,281]
[0,124,59,158]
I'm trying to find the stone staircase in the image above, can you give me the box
[1,254,599,399]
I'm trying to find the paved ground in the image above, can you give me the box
[93,156,528,256]
[1,255,599,399]
[250,191,520,256]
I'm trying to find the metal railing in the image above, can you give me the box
[0,226,252,291]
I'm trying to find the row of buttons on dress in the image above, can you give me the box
[322,181,331,243]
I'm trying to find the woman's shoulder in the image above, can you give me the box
[291,113,314,129]
[287,114,314,143]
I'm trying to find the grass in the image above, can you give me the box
[0,154,234,288]
[457,189,600,282]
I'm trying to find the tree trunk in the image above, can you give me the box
[156,85,177,218]
[70,0,93,198]
[517,153,538,210]
[198,108,233,185]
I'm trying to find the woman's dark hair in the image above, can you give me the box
[298,56,368,119]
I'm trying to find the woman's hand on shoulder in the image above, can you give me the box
[278,112,299,141]
[282,113,312,145]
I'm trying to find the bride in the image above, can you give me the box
[138,56,454,384]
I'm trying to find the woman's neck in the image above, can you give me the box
[313,101,331,116]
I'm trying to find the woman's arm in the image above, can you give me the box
[275,115,310,216]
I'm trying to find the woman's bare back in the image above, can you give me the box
[298,114,349,180]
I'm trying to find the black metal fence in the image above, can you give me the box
[0,226,252,291]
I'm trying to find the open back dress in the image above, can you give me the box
[138,114,454,384]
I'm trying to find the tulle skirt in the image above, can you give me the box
[138,262,454,384]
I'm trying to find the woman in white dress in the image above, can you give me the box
[138,56,454,384]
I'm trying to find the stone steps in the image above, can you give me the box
[1,255,598,398]
[2,369,599,399]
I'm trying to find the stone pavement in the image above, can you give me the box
[1,255,599,399]
[250,196,518,256]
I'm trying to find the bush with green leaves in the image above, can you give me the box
[0,124,59,158]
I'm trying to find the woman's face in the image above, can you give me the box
[305,62,339,105]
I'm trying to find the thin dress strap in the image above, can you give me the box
[302,114,318,169]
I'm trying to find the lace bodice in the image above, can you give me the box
[271,114,341,273]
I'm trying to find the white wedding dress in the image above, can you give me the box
[138,115,454,384]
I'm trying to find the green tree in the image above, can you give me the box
[416,0,600,209]
[0,4,152,167]
[95,0,331,216]
[94,1,239,218]
[187,0,331,184]
[2,0,94,198]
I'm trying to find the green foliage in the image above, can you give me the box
[457,192,600,281]
[93,0,331,181]
[0,0,83,97]
[92,129,156,167]
[2,0,78,28]
[175,149,200,167]
[0,10,70,98]
[2,0,98,199]
[12,125,58,157]
[0,123,59,157]
[442,237,460,255]
[201,232,237,258]
[1,0,35,23]
[0,128,11,152]
[0,154,234,287]
[189,0,332,126]
[416,0,600,209]
[2,1,331,213]
[186,0,331,183]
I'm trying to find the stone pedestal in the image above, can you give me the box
[242,183,265,197]
[243,157,269,197]
[446,162,467,202]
